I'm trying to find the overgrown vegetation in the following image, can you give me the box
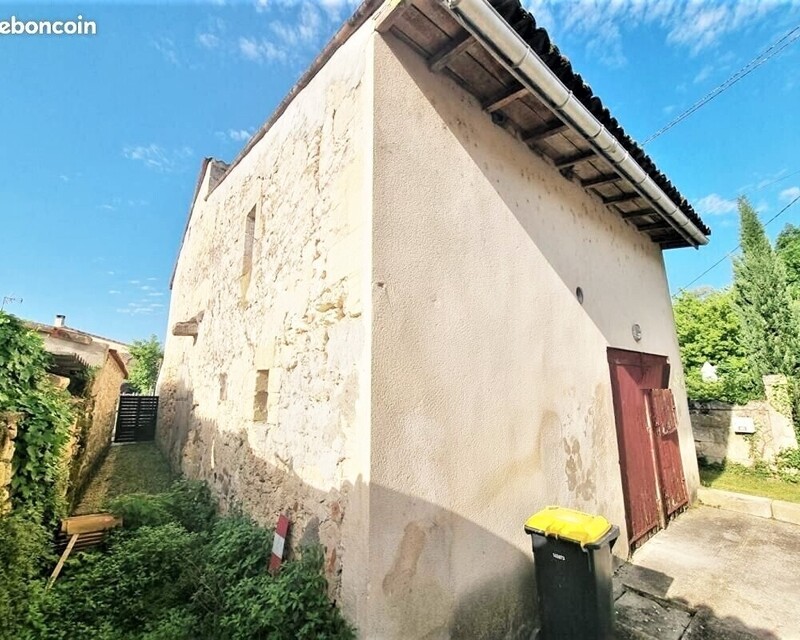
[1,479,354,640]
[127,335,163,394]
[0,311,75,523]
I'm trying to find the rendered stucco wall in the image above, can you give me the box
[368,34,698,638]
[157,25,373,622]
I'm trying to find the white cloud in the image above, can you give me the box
[98,203,116,211]
[148,292,165,297]
[780,186,800,202]
[521,0,799,66]
[239,36,288,63]
[240,1,346,64]
[109,290,121,294]
[695,193,738,215]
[217,128,254,142]
[123,144,193,172]
[59,174,69,182]
[152,37,180,66]
[693,64,714,84]
[197,32,220,49]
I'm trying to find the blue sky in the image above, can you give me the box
[1,0,799,343]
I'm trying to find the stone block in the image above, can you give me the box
[697,488,772,519]
[255,339,276,370]
[326,230,361,282]
[771,500,800,526]
[267,368,283,393]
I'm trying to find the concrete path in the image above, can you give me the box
[615,506,800,639]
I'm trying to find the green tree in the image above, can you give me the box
[128,336,163,394]
[673,287,757,403]
[776,223,800,300]
[732,197,800,383]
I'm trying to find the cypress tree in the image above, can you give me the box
[732,197,800,385]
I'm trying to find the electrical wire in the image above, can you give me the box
[674,194,800,295]
[645,23,800,145]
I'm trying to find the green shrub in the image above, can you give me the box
[776,447,800,483]
[0,511,52,640]
[29,482,354,639]
[0,312,76,523]
[107,480,216,532]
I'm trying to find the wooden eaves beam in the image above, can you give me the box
[620,208,656,219]
[602,192,640,205]
[581,173,622,188]
[429,33,474,72]
[483,84,528,113]
[523,121,567,144]
[554,150,595,169]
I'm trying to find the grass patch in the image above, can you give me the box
[699,462,800,504]
[74,443,173,515]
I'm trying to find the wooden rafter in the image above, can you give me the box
[603,192,640,205]
[620,208,656,219]
[581,173,622,188]
[554,150,595,169]
[483,85,528,113]
[523,121,567,144]
[429,33,474,72]
[637,220,671,232]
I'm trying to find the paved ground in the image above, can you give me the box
[614,506,800,639]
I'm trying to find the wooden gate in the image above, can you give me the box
[647,389,689,518]
[607,349,688,548]
[113,395,158,443]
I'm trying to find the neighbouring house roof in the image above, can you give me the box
[170,0,708,280]
[26,320,130,353]
[25,320,131,375]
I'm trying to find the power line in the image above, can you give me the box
[674,194,800,295]
[645,23,800,145]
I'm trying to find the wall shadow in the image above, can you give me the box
[615,560,780,640]
[157,378,538,638]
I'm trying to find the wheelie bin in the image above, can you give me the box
[524,506,620,640]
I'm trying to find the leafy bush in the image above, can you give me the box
[108,480,216,532]
[776,447,800,483]
[0,312,75,522]
[0,511,52,640]
[28,480,354,639]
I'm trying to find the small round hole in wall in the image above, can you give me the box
[576,287,584,305]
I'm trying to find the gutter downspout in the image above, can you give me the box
[442,0,708,247]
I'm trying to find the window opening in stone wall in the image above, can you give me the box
[242,206,256,278]
[219,373,227,402]
[254,369,269,421]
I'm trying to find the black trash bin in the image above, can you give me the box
[524,506,620,640]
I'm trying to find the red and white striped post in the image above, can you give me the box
[269,513,290,574]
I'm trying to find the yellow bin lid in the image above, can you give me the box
[524,506,612,547]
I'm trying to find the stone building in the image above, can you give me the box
[158,0,711,636]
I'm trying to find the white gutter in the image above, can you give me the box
[442,0,708,247]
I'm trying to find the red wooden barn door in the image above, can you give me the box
[607,349,675,548]
[647,389,689,518]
